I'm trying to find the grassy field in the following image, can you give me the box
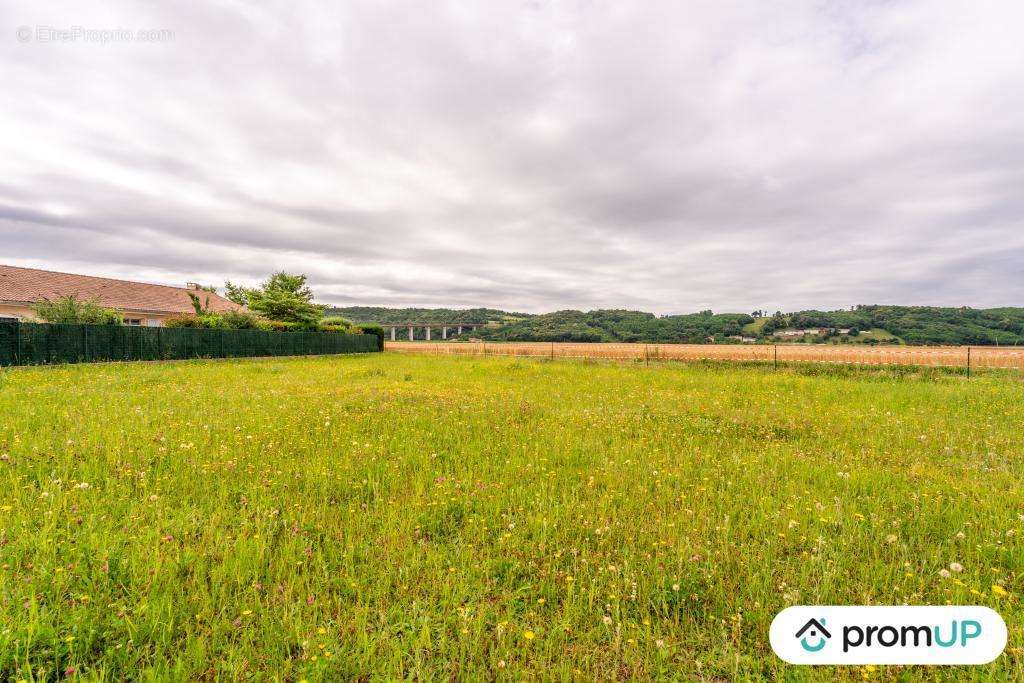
[0,354,1021,680]
[387,340,1024,370]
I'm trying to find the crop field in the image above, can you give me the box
[387,340,1024,370]
[0,354,1022,680]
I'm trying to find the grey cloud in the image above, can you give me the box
[0,0,1022,314]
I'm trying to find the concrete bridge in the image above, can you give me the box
[385,323,484,341]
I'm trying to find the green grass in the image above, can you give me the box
[845,328,903,344]
[0,354,1021,680]
[741,317,770,336]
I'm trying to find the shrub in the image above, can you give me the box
[355,323,386,351]
[219,310,269,330]
[319,316,353,333]
[163,314,211,329]
[165,311,273,330]
[32,296,122,325]
[263,320,304,332]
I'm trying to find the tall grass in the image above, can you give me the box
[0,354,1020,680]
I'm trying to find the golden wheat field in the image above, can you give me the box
[386,341,1024,370]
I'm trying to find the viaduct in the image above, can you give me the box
[383,323,484,341]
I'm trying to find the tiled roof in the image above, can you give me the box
[0,264,246,315]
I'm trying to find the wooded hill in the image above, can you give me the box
[328,305,1024,346]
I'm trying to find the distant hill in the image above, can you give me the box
[755,305,1024,346]
[325,304,1024,346]
[473,309,755,343]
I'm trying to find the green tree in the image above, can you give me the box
[32,296,122,325]
[223,281,251,307]
[225,273,326,327]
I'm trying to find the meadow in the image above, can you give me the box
[0,353,1021,680]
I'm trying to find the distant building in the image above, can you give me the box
[774,328,836,338]
[0,264,244,326]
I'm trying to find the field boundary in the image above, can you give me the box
[385,340,1024,372]
[0,320,381,367]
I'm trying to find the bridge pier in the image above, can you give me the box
[381,322,483,341]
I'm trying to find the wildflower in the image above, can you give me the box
[955,531,965,539]
[992,585,1008,597]
[938,569,951,578]
[523,630,535,640]
[949,562,963,573]
[603,615,612,625]
[885,534,897,544]
[75,482,90,490]
[537,598,545,605]
[149,494,159,502]
[671,583,680,592]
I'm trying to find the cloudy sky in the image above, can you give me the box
[1,1,1022,314]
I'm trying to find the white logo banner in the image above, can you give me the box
[770,606,1006,665]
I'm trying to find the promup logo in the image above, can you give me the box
[770,606,1006,665]
[795,618,831,652]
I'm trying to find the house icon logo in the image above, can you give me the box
[795,618,831,652]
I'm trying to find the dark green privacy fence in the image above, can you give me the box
[0,321,381,367]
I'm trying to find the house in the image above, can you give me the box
[0,264,244,326]
[773,328,832,338]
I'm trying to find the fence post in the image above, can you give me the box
[966,346,971,379]
[774,344,778,370]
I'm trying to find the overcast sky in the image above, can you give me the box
[1,1,1022,314]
